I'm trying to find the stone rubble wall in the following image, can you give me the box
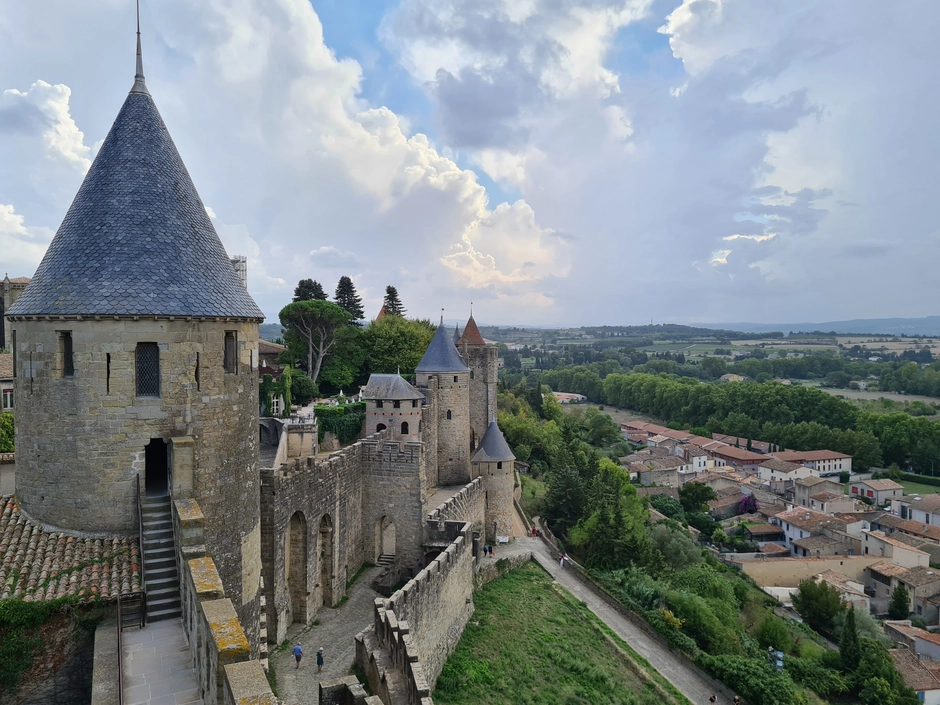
[358,519,475,704]
[172,498,276,705]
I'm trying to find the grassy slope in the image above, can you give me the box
[434,562,691,705]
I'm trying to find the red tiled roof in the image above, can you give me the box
[458,315,486,346]
[857,479,904,491]
[0,496,141,601]
[713,446,765,462]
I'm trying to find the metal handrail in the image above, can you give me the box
[117,594,126,705]
[136,475,147,627]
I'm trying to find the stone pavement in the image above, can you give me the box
[271,565,384,705]
[499,532,726,705]
[122,618,202,705]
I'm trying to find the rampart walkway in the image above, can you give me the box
[122,618,202,705]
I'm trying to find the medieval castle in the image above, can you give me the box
[2,27,517,705]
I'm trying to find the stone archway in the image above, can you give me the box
[375,516,396,562]
[285,512,308,623]
[317,514,334,609]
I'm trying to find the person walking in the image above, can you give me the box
[292,643,303,669]
[316,647,324,673]
[709,694,717,703]
[559,554,566,569]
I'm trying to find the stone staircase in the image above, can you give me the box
[377,554,395,567]
[141,495,182,622]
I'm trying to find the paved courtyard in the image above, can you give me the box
[270,565,383,705]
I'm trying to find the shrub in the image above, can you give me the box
[755,614,793,653]
[666,590,740,655]
[291,373,318,406]
[785,656,849,697]
[697,654,800,705]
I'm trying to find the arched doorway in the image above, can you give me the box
[144,438,169,496]
[375,516,396,563]
[401,421,409,435]
[285,512,308,624]
[317,515,334,609]
[376,423,387,432]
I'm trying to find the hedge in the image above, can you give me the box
[314,403,366,445]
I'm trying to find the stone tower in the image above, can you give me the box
[361,373,424,442]
[1,275,30,350]
[415,319,471,486]
[472,416,516,543]
[458,314,497,451]
[5,35,265,642]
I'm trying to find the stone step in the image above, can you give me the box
[144,546,176,561]
[146,575,180,593]
[144,556,177,573]
[147,606,183,622]
[146,567,179,584]
[377,554,395,566]
[147,592,181,610]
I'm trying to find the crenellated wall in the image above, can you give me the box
[172,498,275,705]
[425,477,485,533]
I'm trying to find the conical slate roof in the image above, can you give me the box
[453,325,461,344]
[458,315,485,346]
[416,319,469,373]
[7,46,263,320]
[472,417,515,463]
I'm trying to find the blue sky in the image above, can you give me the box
[1,0,940,326]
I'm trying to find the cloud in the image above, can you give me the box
[0,204,55,276]
[309,246,361,268]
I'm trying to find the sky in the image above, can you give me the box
[1,0,939,327]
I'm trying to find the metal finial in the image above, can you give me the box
[131,0,150,95]
[470,301,473,316]
[440,307,444,325]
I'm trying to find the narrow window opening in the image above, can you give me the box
[28,352,32,395]
[446,410,452,420]
[106,353,111,395]
[11,331,15,378]
[224,331,237,373]
[376,400,384,408]
[470,370,474,380]
[497,461,503,469]
[59,331,74,377]
[393,400,400,409]
[411,400,417,408]
[195,352,201,391]
[453,375,458,383]
[2,389,12,410]
[136,343,160,397]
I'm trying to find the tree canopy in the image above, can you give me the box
[792,579,843,631]
[382,285,406,317]
[334,276,364,321]
[278,300,352,383]
[293,278,328,302]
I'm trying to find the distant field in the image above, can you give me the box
[837,336,940,352]
[899,479,940,496]
[563,402,659,426]
[804,381,940,404]
[434,562,691,705]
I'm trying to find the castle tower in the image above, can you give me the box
[361,373,423,442]
[458,314,497,451]
[415,319,471,486]
[472,416,516,543]
[1,275,30,350]
[6,33,264,643]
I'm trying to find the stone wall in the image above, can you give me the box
[375,520,475,689]
[459,344,497,452]
[425,477,485,532]
[416,372,470,486]
[11,318,262,650]
[735,555,885,585]
[172,498,276,705]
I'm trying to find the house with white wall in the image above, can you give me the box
[851,478,904,506]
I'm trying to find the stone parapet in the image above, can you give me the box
[221,660,277,705]
[426,478,484,529]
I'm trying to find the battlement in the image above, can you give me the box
[426,477,484,525]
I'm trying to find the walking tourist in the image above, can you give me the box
[293,643,303,669]
[317,647,324,673]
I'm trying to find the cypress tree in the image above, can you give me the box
[293,278,328,302]
[889,584,911,620]
[383,285,406,317]
[334,276,364,320]
[840,604,860,671]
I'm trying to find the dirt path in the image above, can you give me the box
[270,565,383,704]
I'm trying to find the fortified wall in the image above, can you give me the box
[260,423,430,644]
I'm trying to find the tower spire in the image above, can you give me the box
[131,0,150,95]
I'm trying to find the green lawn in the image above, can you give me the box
[433,562,691,705]
[899,479,940,495]
[519,475,547,519]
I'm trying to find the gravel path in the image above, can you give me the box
[269,565,383,705]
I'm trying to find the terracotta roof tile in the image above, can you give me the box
[0,496,141,602]
[458,315,486,346]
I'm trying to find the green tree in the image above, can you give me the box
[382,285,406,317]
[792,579,843,631]
[678,482,717,513]
[333,275,364,321]
[649,523,702,571]
[541,392,564,424]
[293,278,328,301]
[755,614,793,653]
[649,494,685,521]
[701,356,727,379]
[840,604,861,671]
[279,300,352,383]
[888,584,911,620]
[291,373,318,406]
[544,464,585,533]
[0,411,13,452]
[360,316,435,376]
[280,365,293,417]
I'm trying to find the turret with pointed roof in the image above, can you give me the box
[7,33,262,320]
[416,318,469,373]
[9,28,263,641]
[472,416,515,464]
[458,315,485,346]
[472,414,516,542]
